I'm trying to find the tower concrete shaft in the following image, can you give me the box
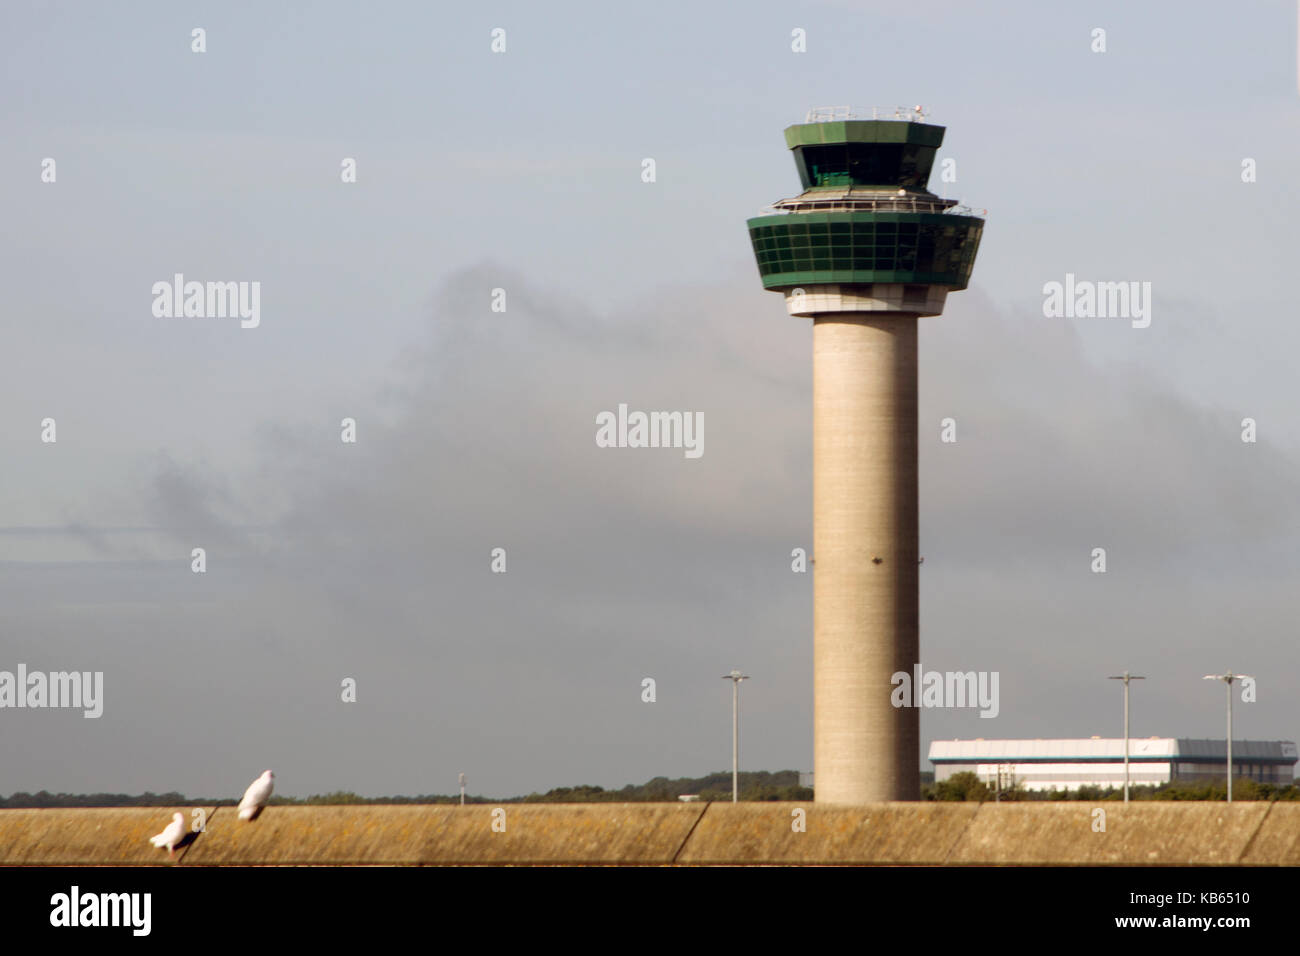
[813,314,919,802]
[747,108,983,802]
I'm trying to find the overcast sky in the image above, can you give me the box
[2,0,1298,799]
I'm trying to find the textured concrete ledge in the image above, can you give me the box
[0,802,1294,865]
[948,802,1270,866]
[0,807,215,865]
[1240,804,1300,864]
[182,804,706,866]
[677,802,977,864]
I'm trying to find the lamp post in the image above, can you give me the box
[1203,672,1253,802]
[1107,672,1145,802]
[722,670,750,802]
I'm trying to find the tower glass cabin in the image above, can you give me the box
[747,115,982,317]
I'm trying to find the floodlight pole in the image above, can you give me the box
[1227,679,1232,803]
[723,670,750,802]
[1108,672,1145,802]
[1204,672,1252,803]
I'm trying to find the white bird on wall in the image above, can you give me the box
[237,770,274,821]
[148,812,185,858]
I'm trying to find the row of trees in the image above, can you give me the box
[8,771,1296,807]
[0,790,482,808]
[0,771,814,808]
[519,771,812,803]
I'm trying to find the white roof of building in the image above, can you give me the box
[929,738,1298,763]
[930,738,1176,761]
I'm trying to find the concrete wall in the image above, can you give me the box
[0,802,1294,865]
[182,804,705,866]
[947,802,1269,866]
[677,802,975,865]
[0,807,216,865]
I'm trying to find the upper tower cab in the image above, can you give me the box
[786,114,944,193]
[747,107,984,317]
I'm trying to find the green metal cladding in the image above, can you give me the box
[785,121,946,190]
[782,121,946,149]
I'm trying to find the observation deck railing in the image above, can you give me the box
[756,196,986,217]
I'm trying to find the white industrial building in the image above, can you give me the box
[928,738,1299,791]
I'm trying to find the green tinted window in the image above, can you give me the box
[748,214,982,289]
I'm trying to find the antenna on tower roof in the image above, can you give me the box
[804,105,929,122]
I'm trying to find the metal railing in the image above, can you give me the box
[756,197,986,217]
[805,105,928,123]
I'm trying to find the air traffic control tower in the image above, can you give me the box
[747,107,983,803]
